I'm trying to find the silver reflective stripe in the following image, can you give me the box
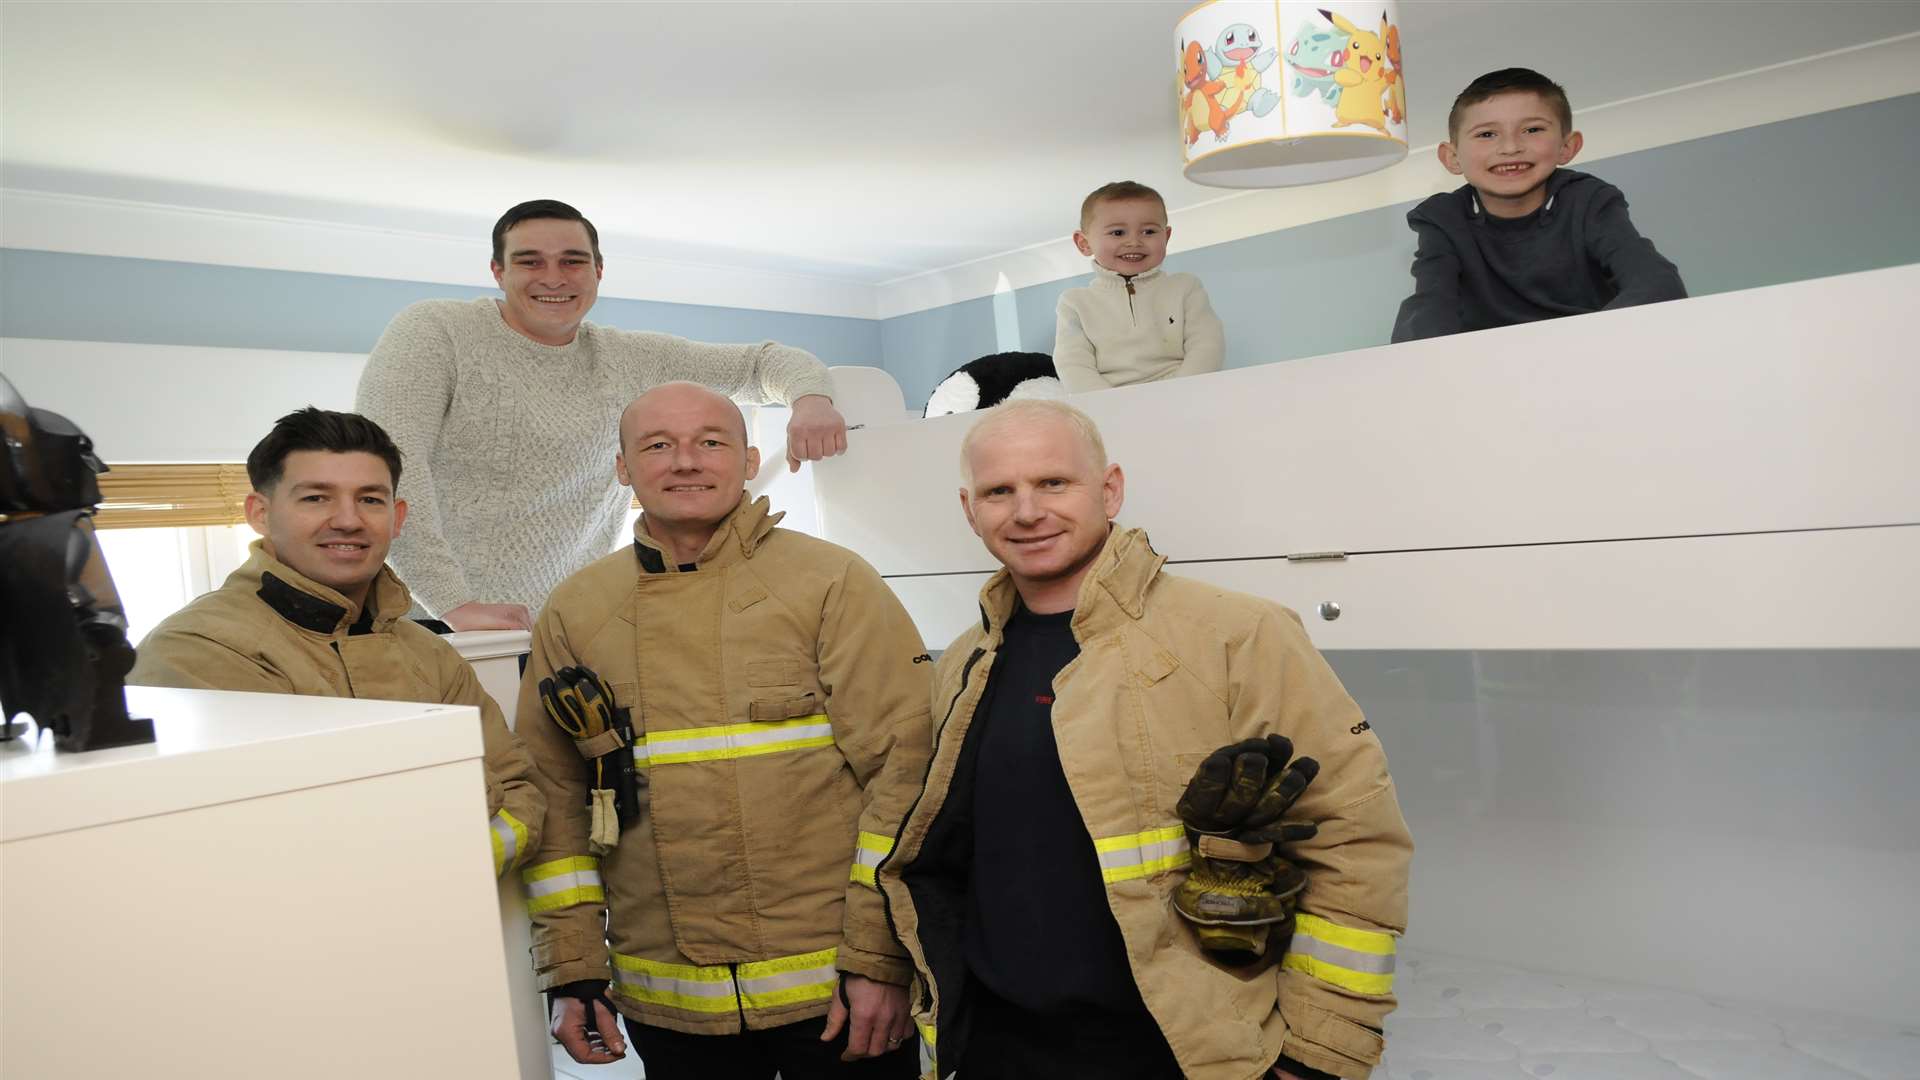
[1288,932,1397,975]
[526,868,602,900]
[490,812,519,868]
[739,961,838,995]
[1096,833,1188,871]
[633,719,834,766]
[613,966,740,1002]
[1094,825,1191,882]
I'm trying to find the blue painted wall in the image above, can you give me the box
[4,94,1916,410]
[880,92,1920,408]
[0,251,883,365]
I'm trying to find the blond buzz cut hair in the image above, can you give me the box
[1079,180,1168,232]
[959,399,1109,489]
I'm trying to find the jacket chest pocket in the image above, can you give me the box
[744,658,822,721]
[749,692,821,721]
[1129,649,1235,815]
[746,659,800,687]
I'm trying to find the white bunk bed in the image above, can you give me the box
[809,265,1920,1079]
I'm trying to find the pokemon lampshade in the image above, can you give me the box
[1177,1,1408,187]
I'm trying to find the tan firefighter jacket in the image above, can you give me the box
[129,541,545,877]
[879,527,1413,1080]
[516,494,933,1035]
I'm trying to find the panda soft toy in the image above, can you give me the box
[923,352,1066,418]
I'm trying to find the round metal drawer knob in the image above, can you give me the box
[1319,601,1341,621]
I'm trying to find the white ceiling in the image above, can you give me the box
[4,1,1918,286]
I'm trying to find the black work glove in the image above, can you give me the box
[1176,734,1320,843]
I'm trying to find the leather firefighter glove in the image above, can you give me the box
[1172,735,1321,966]
[540,665,640,853]
[1174,852,1307,964]
[1175,734,1320,843]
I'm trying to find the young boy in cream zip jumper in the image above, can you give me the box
[1052,181,1226,394]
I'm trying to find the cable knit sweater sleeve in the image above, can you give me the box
[355,301,475,617]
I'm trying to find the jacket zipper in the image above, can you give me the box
[1125,279,1137,325]
[875,646,987,1009]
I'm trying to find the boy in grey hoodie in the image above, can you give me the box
[1391,68,1686,343]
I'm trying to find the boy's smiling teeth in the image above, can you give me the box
[1492,163,1531,174]
[535,295,573,303]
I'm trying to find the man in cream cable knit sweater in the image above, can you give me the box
[355,200,847,630]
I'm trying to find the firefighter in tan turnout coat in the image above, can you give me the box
[129,408,544,880]
[877,400,1412,1080]
[518,383,931,1079]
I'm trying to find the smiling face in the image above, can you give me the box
[490,217,603,345]
[1216,23,1263,64]
[244,450,406,609]
[1073,196,1171,277]
[1440,90,1584,217]
[960,409,1124,614]
[615,383,759,537]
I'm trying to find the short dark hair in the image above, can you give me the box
[247,408,404,494]
[491,199,602,267]
[1448,68,1574,141]
[1079,181,1167,232]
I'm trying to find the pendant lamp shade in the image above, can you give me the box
[1178,1,1409,188]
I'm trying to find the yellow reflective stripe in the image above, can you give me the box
[1283,914,1398,996]
[633,715,836,768]
[490,808,529,876]
[609,948,841,1015]
[738,947,840,1009]
[524,855,601,882]
[1294,914,1397,956]
[1093,824,1192,883]
[521,855,604,914]
[850,830,894,887]
[1283,952,1394,995]
[612,954,741,1013]
[917,1019,938,1079]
